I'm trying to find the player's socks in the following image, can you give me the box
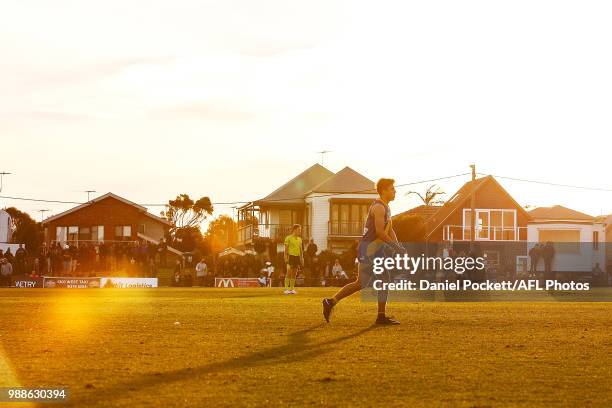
[284,276,290,290]
[289,279,296,290]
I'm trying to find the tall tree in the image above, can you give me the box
[4,207,41,250]
[205,215,238,254]
[161,194,213,236]
[406,184,446,206]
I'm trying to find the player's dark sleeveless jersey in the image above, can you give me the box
[358,199,392,263]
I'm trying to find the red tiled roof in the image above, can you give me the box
[394,205,441,221]
[528,205,594,221]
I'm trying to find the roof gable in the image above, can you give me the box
[425,176,531,239]
[309,166,375,194]
[255,164,334,205]
[528,205,594,221]
[42,192,170,225]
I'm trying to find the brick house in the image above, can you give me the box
[412,176,532,273]
[41,193,177,252]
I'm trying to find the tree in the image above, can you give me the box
[205,215,238,254]
[5,207,41,250]
[173,226,204,253]
[161,194,213,235]
[406,184,446,206]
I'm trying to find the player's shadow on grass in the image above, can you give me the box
[69,323,378,405]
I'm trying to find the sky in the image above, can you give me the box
[1,0,611,224]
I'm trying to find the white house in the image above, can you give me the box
[527,205,605,273]
[236,164,378,254]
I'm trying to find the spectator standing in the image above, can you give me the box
[542,241,555,280]
[0,258,13,287]
[15,244,27,276]
[529,244,541,276]
[305,239,317,269]
[158,238,168,268]
[173,259,182,286]
[195,259,208,287]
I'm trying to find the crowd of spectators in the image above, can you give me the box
[0,239,171,284]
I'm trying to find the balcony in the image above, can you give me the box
[237,224,311,245]
[443,225,527,242]
[328,221,364,237]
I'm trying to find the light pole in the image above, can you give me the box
[0,172,12,193]
[38,209,50,222]
[84,190,97,202]
[316,150,332,166]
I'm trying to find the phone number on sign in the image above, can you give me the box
[1,388,68,402]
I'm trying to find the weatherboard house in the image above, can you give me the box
[236,164,378,254]
[41,192,179,254]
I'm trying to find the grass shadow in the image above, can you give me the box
[68,323,379,406]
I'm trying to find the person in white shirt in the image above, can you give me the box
[265,261,274,287]
[332,259,348,282]
[195,259,208,287]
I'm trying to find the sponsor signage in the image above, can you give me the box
[43,277,101,289]
[13,277,44,288]
[100,278,158,288]
[215,277,261,288]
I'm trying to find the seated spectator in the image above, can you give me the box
[331,259,348,283]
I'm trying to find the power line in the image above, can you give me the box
[479,173,612,192]
[0,172,472,208]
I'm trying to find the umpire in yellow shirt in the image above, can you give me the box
[283,224,303,294]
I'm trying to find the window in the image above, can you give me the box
[330,203,369,236]
[68,226,78,242]
[79,227,90,241]
[115,225,132,240]
[138,224,146,234]
[484,250,500,266]
[92,225,104,241]
[463,209,517,241]
[593,231,599,250]
[56,226,67,242]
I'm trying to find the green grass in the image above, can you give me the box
[0,288,611,407]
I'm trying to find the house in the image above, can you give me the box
[423,175,531,271]
[602,214,612,273]
[41,192,179,253]
[394,205,441,221]
[0,209,12,243]
[236,164,378,255]
[527,205,605,274]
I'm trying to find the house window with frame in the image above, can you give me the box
[330,203,370,236]
[92,225,104,241]
[115,225,132,241]
[463,209,517,241]
[56,226,67,243]
[67,226,78,242]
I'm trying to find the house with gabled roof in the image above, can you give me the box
[411,175,532,272]
[425,175,531,244]
[41,192,181,256]
[236,164,378,254]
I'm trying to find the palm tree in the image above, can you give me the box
[406,184,446,206]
